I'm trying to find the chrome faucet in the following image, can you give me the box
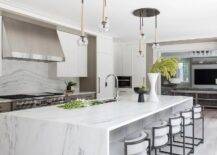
[105,74,119,100]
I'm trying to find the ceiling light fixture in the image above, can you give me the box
[133,8,160,55]
[78,0,88,46]
[152,14,160,50]
[99,0,110,32]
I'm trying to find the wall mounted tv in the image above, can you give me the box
[194,69,217,85]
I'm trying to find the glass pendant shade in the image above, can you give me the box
[139,35,145,55]
[78,0,88,46]
[152,42,160,50]
[78,36,88,46]
[99,20,110,32]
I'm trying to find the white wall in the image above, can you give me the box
[159,42,217,54]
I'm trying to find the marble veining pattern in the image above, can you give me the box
[0,95,193,155]
[0,59,79,95]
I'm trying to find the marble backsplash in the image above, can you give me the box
[0,59,79,95]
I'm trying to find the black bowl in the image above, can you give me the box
[134,87,148,94]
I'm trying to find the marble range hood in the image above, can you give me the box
[2,17,65,62]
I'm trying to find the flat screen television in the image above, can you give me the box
[194,69,217,85]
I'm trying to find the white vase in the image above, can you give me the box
[148,73,159,102]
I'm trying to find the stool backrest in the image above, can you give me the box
[125,131,149,155]
[193,105,203,119]
[152,124,170,147]
[169,115,182,134]
[180,109,192,118]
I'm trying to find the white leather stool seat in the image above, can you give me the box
[181,110,192,119]
[194,112,201,119]
[193,105,202,113]
[125,131,149,155]
[169,114,182,126]
[153,121,169,137]
[172,125,181,134]
[154,135,169,147]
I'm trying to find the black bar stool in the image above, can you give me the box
[159,114,186,155]
[173,109,195,154]
[145,121,170,155]
[181,105,204,146]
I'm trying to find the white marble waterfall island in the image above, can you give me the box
[0,95,193,155]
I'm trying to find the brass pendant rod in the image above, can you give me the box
[81,0,85,36]
[154,15,157,43]
[102,0,107,21]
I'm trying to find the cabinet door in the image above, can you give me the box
[132,45,146,87]
[57,31,87,77]
[97,35,114,99]
[0,16,2,76]
[122,45,132,76]
[114,43,123,76]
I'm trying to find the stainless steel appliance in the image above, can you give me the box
[117,76,132,88]
[0,93,65,111]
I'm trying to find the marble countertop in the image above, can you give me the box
[1,94,192,131]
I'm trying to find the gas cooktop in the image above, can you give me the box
[0,92,64,100]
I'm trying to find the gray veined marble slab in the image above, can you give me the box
[0,94,193,155]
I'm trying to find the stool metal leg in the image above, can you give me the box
[182,116,186,155]
[191,111,195,153]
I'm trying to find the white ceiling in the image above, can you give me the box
[1,0,217,42]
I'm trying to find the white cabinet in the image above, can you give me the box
[132,45,146,87]
[114,43,132,76]
[57,31,87,77]
[0,16,2,76]
[97,35,114,99]
[114,42,146,87]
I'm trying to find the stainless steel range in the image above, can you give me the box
[0,92,65,111]
[0,92,96,112]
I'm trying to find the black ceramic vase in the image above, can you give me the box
[134,87,148,103]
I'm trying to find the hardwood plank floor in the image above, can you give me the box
[194,109,217,155]
[159,109,217,155]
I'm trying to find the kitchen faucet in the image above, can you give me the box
[105,74,119,100]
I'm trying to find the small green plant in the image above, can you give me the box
[65,81,77,91]
[139,85,148,92]
[150,57,179,80]
[58,99,103,109]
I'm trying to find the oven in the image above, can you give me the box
[118,76,132,88]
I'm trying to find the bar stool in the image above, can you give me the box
[124,131,151,155]
[173,109,194,154]
[145,121,170,155]
[181,105,204,146]
[159,114,185,155]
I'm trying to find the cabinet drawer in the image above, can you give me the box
[0,103,11,113]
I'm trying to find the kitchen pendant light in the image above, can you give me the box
[152,15,160,50]
[78,0,88,46]
[133,8,160,55]
[138,10,145,55]
[99,0,110,32]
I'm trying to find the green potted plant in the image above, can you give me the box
[65,81,77,94]
[148,57,178,102]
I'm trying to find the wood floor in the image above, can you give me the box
[159,109,217,155]
[194,109,217,155]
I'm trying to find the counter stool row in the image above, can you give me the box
[124,104,204,155]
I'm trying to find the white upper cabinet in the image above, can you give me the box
[0,16,2,76]
[114,42,146,87]
[132,45,146,87]
[114,43,132,76]
[57,31,87,77]
[96,35,114,99]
